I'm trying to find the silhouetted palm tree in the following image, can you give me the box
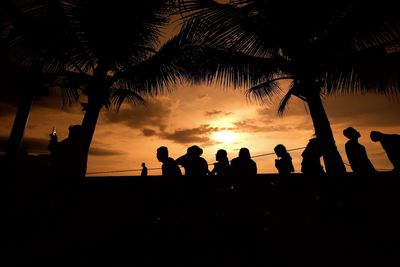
[58,0,181,173]
[2,1,186,174]
[1,0,76,158]
[176,0,400,174]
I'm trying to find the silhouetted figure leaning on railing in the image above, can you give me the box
[343,127,375,175]
[47,124,85,229]
[274,144,295,175]
[370,130,400,173]
[210,149,230,176]
[141,162,148,177]
[301,137,325,176]
[48,125,85,178]
[230,148,257,177]
[156,146,182,177]
[176,145,209,176]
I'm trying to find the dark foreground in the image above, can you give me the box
[2,170,400,266]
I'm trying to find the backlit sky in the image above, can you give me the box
[1,11,399,176]
[1,80,399,176]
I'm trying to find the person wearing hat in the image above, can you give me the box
[343,127,375,175]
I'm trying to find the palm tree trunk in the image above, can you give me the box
[81,98,102,175]
[307,91,346,175]
[5,92,33,159]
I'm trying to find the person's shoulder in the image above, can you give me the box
[231,157,239,162]
[166,157,177,163]
[388,134,400,139]
[57,138,70,147]
[284,153,292,160]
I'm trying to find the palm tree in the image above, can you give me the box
[1,0,188,174]
[1,0,75,159]
[175,0,400,175]
[57,0,182,173]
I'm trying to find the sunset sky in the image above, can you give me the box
[1,3,399,176]
[1,81,399,176]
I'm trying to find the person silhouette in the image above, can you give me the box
[176,145,209,176]
[274,144,295,175]
[48,124,85,178]
[343,127,375,175]
[47,124,85,229]
[210,149,230,176]
[301,137,325,176]
[230,148,257,176]
[370,130,400,173]
[156,146,182,176]
[141,162,148,177]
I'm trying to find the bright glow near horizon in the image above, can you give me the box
[212,131,237,143]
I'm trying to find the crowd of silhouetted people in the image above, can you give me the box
[343,128,400,175]
[4,124,399,178]
[2,124,400,263]
[40,124,400,178]
[154,128,399,177]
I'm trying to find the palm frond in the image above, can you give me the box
[110,88,145,111]
[247,78,283,104]
[176,0,275,58]
[325,45,400,97]
[59,85,80,107]
[62,0,173,66]
[277,81,294,116]
[2,0,85,73]
[50,71,91,106]
[330,1,400,50]
[115,30,285,95]
[112,43,183,96]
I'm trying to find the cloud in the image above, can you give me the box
[205,110,223,116]
[325,95,400,128]
[233,119,267,132]
[197,93,209,100]
[103,98,172,131]
[233,117,311,133]
[142,128,157,137]
[0,136,123,157]
[31,91,84,115]
[0,136,49,154]
[160,124,218,145]
[89,147,124,156]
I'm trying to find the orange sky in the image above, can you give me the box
[1,81,399,176]
[1,11,399,176]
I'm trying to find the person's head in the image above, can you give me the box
[156,146,168,162]
[274,144,287,157]
[68,125,84,141]
[238,147,251,159]
[303,137,322,157]
[187,145,203,158]
[370,131,383,142]
[308,137,319,147]
[343,127,360,140]
[142,162,146,167]
[216,149,228,162]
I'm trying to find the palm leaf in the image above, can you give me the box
[277,81,294,116]
[325,45,400,96]
[177,0,275,58]
[247,78,283,104]
[110,88,145,111]
[62,0,172,67]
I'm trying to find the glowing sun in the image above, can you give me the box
[212,131,237,143]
